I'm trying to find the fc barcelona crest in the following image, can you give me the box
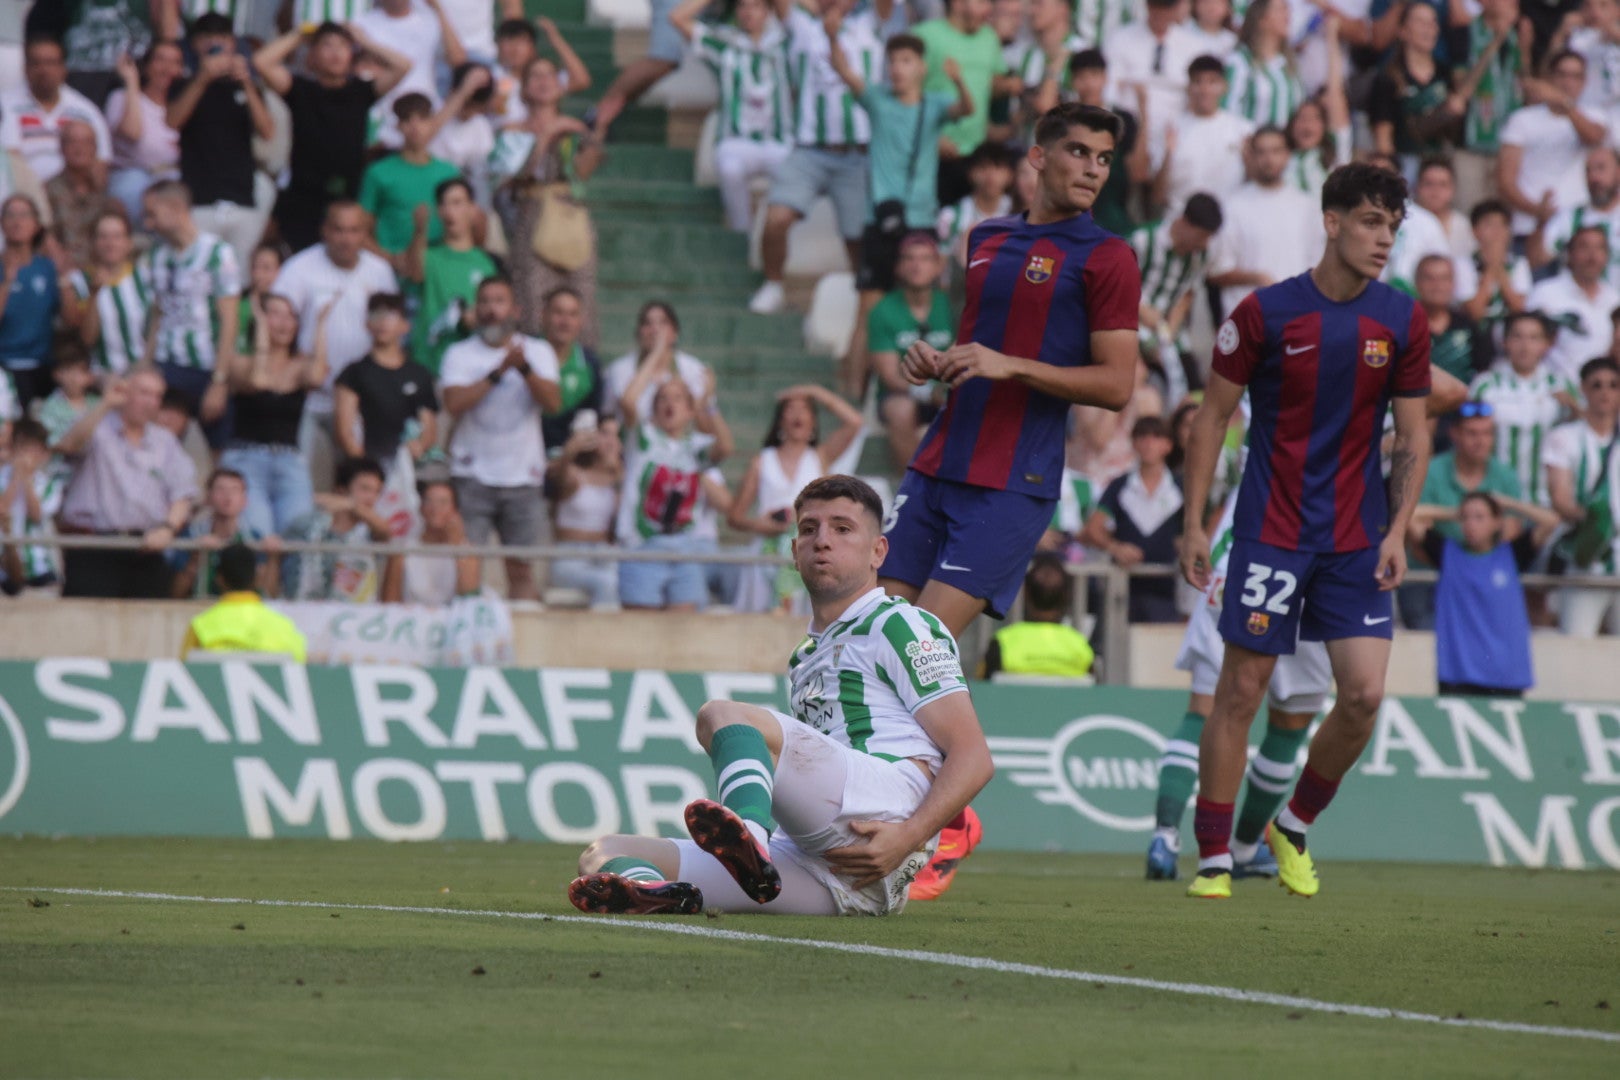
[1362,338,1391,368]
[1246,611,1270,635]
[1025,255,1054,284]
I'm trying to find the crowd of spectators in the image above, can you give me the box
[0,0,1617,657]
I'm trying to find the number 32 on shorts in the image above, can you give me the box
[1241,563,1297,614]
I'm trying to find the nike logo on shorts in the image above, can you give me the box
[940,560,972,572]
[1363,615,1391,625]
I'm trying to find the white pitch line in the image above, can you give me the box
[10,885,1620,1046]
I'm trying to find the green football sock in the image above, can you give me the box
[1234,722,1311,845]
[599,856,664,883]
[709,723,776,841]
[1155,711,1205,830]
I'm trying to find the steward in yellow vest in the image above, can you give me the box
[181,543,307,662]
[982,552,1094,678]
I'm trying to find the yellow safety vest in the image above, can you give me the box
[183,593,308,663]
[993,621,1094,678]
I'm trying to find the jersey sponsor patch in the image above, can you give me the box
[1217,319,1239,355]
[905,638,962,687]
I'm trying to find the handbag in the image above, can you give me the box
[530,136,594,272]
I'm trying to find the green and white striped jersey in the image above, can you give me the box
[1129,218,1206,318]
[785,5,882,147]
[1469,365,1578,505]
[69,266,149,375]
[139,232,239,371]
[1285,126,1348,197]
[290,0,370,27]
[694,23,794,144]
[1543,418,1619,571]
[1464,21,1524,152]
[1540,201,1620,283]
[1073,0,1136,51]
[1014,33,1084,87]
[0,464,65,583]
[1222,46,1304,128]
[180,0,249,33]
[786,588,966,763]
[1052,467,1099,534]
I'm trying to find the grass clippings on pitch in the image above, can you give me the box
[1,837,1616,1079]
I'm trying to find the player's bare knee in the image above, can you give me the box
[694,699,745,748]
[1335,680,1385,728]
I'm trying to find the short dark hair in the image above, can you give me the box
[417,478,458,507]
[367,292,407,316]
[1470,199,1512,227]
[10,417,48,449]
[1182,192,1223,233]
[1570,223,1611,253]
[1069,48,1107,75]
[1580,356,1620,383]
[52,343,91,371]
[496,18,538,43]
[1321,161,1408,217]
[1459,491,1503,519]
[451,62,495,105]
[23,35,64,60]
[1188,54,1227,79]
[311,21,353,47]
[476,273,515,298]
[207,467,246,491]
[1548,48,1587,73]
[187,12,234,39]
[1023,551,1071,613]
[1415,252,1453,277]
[1033,102,1122,148]
[145,178,193,207]
[160,388,193,418]
[335,456,385,491]
[392,92,434,122]
[1503,310,1554,340]
[886,33,925,58]
[1131,415,1171,440]
[966,141,1018,172]
[793,474,884,529]
[434,176,473,205]
[1417,156,1455,181]
[216,543,259,593]
[543,285,584,307]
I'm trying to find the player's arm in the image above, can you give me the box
[1381,394,1432,591]
[1179,372,1245,590]
[1427,363,1468,416]
[822,691,993,889]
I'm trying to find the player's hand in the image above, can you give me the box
[939,342,1021,387]
[1181,527,1211,590]
[900,341,944,385]
[824,820,920,889]
[1375,533,1407,591]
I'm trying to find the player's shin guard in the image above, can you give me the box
[708,724,777,844]
[1276,764,1340,841]
[1234,722,1310,846]
[1154,711,1205,832]
[1192,797,1235,873]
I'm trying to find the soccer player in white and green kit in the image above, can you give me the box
[570,475,994,916]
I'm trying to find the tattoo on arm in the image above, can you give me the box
[1387,445,1418,517]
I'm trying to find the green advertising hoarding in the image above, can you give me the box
[0,660,1616,869]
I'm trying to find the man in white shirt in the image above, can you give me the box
[1365,153,1453,296]
[353,0,467,148]
[1529,144,1620,281]
[1565,0,1620,110]
[1528,225,1620,380]
[270,200,398,482]
[439,275,561,601]
[1205,125,1324,317]
[1105,0,1201,157]
[1413,157,1475,260]
[0,36,111,182]
[1154,54,1253,214]
[1496,50,1607,240]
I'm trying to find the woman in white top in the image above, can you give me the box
[1282,17,1350,198]
[728,384,864,613]
[1187,0,1239,62]
[104,42,184,223]
[545,419,624,608]
[383,480,481,605]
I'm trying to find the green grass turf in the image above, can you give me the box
[2,838,1616,1079]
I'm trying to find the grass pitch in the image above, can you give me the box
[1,838,1616,1079]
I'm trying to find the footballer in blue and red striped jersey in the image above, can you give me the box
[880,103,1141,629]
[1179,162,1435,900]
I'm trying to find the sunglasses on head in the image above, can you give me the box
[1457,401,1495,419]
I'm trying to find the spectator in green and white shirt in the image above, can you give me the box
[1223,0,1303,128]
[138,178,240,450]
[1011,0,1082,136]
[33,350,99,481]
[63,209,147,377]
[0,418,64,594]
[868,234,954,467]
[1459,200,1531,346]
[1130,193,1223,389]
[1073,0,1136,50]
[1456,0,1530,212]
[673,0,794,233]
[1544,355,1620,635]
[1528,145,1620,282]
[1470,311,1580,505]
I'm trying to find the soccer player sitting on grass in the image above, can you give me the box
[569,475,994,916]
